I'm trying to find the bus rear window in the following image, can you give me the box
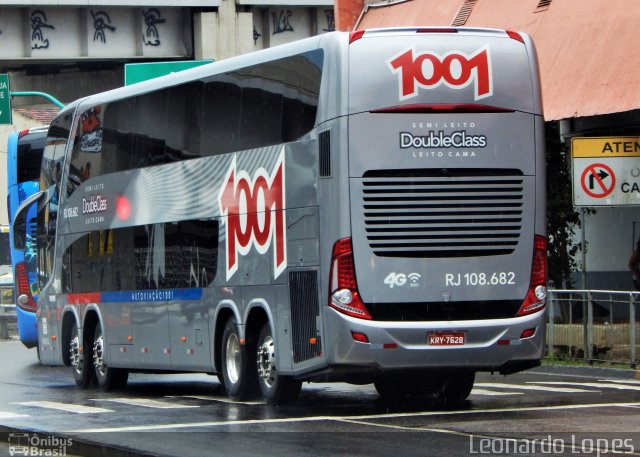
[17,134,46,182]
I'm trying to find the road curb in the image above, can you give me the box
[0,425,155,457]
[534,363,639,380]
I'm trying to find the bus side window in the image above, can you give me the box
[61,219,219,294]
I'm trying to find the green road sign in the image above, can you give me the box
[124,60,213,86]
[0,74,12,125]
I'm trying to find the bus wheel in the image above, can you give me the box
[373,374,415,400]
[256,322,301,405]
[92,323,128,391]
[69,322,92,389]
[221,317,258,401]
[437,372,475,408]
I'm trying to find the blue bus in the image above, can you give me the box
[7,127,47,348]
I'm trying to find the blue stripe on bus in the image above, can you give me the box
[69,289,203,304]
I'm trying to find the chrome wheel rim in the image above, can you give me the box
[93,334,106,376]
[225,333,241,384]
[257,335,275,387]
[70,335,82,374]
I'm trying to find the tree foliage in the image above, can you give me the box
[545,122,590,288]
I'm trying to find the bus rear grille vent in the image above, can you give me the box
[319,130,331,177]
[362,170,524,258]
[289,270,321,363]
[452,0,477,26]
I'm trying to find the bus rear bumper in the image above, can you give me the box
[16,307,38,348]
[321,307,546,375]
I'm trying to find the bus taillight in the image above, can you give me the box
[506,30,525,43]
[15,261,36,313]
[349,30,365,44]
[329,238,372,320]
[517,235,548,316]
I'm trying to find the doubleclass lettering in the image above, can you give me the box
[400,131,487,149]
[82,194,108,214]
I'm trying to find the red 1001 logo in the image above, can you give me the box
[218,149,287,281]
[388,46,492,101]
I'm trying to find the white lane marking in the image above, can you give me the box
[72,415,338,433]
[167,395,264,406]
[598,379,640,385]
[470,388,522,396]
[13,401,113,414]
[337,418,448,432]
[69,401,640,433]
[532,381,640,391]
[91,398,199,409]
[478,382,595,393]
[0,411,30,419]
[337,419,640,457]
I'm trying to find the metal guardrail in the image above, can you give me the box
[547,289,639,367]
[0,304,16,339]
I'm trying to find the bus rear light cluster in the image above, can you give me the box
[15,261,36,313]
[417,28,458,34]
[517,235,548,316]
[351,331,369,343]
[520,328,536,339]
[329,238,372,320]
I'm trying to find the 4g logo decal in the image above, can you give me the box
[219,149,287,281]
[384,272,421,289]
[388,46,492,101]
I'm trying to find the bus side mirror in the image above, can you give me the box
[12,191,44,251]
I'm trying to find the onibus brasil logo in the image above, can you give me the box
[218,149,287,281]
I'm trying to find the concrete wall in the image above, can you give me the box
[194,1,253,62]
[10,67,123,107]
[195,0,335,61]
[570,206,640,292]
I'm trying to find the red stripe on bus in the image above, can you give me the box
[67,293,101,305]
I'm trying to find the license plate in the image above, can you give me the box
[428,331,465,346]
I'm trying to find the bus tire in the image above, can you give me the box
[256,322,301,405]
[437,371,475,408]
[221,317,258,401]
[374,372,437,401]
[92,322,128,391]
[69,322,93,389]
[374,374,415,400]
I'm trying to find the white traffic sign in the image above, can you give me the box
[572,137,640,207]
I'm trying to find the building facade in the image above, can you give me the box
[0,0,336,224]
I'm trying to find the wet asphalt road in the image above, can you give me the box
[0,339,639,457]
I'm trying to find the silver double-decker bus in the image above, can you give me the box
[12,27,546,405]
